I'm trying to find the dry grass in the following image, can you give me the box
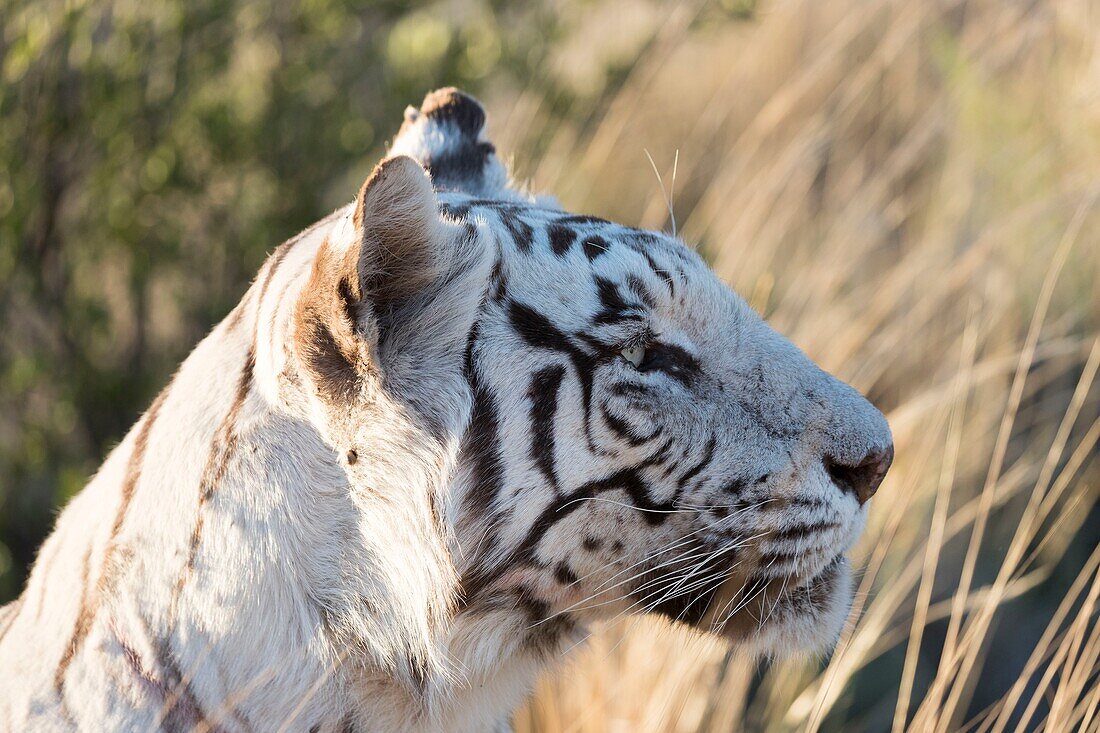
[486,0,1100,730]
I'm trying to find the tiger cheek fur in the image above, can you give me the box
[0,88,892,732]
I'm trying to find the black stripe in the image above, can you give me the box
[508,301,605,455]
[721,477,750,495]
[56,387,168,692]
[499,212,534,253]
[464,199,524,210]
[515,587,575,655]
[593,277,645,326]
[639,250,675,295]
[583,235,610,261]
[514,466,677,571]
[528,365,566,493]
[642,434,675,467]
[489,255,507,302]
[770,521,840,544]
[179,344,255,582]
[554,562,578,585]
[626,274,657,309]
[756,550,802,567]
[439,202,471,220]
[153,636,214,733]
[459,322,505,516]
[608,381,650,398]
[548,224,576,257]
[677,435,717,491]
[599,402,656,446]
[635,542,734,626]
[557,214,610,226]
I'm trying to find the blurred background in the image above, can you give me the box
[1,0,1098,730]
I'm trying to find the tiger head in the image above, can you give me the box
[290,89,893,683]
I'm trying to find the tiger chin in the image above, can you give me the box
[0,88,892,732]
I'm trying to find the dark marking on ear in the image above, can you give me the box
[426,144,496,192]
[397,89,500,196]
[299,317,361,405]
[583,235,610,261]
[291,234,372,406]
[336,277,361,334]
[548,223,576,257]
[419,87,487,137]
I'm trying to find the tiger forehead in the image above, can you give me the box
[437,194,689,266]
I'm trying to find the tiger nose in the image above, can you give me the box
[825,444,893,506]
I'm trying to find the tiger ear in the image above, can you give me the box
[293,155,447,402]
[388,87,514,198]
[352,154,446,310]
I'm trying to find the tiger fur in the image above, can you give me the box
[0,88,893,732]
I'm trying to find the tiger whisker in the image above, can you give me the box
[564,497,772,592]
[553,543,755,620]
[528,509,771,627]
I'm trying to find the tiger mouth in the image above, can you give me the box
[645,553,849,644]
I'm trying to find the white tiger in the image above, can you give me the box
[0,89,893,732]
